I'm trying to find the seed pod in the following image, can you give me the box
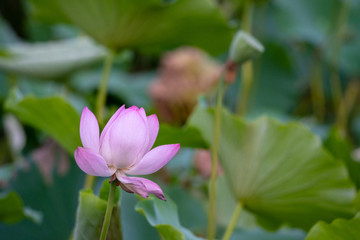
[229,30,264,65]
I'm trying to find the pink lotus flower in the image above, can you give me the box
[74,105,180,201]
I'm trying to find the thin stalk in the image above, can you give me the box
[100,181,117,240]
[84,49,115,190]
[236,0,254,115]
[309,53,325,122]
[329,1,349,128]
[237,62,253,115]
[96,49,116,126]
[117,201,123,240]
[9,73,18,87]
[330,71,342,116]
[337,81,359,135]
[241,0,253,32]
[222,201,243,240]
[208,77,226,240]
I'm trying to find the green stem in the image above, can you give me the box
[100,181,117,240]
[309,52,325,122]
[83,49,115,190]
[241,0,253,32]
[237,62,253,115]
[337,81,359,135]
[208,78,226,240]
[329,1,349,130]
[222,201,243,240]
[330,71,342,117]
[236,0,254,116]
[117,201,123,240]
[96,49,116,126]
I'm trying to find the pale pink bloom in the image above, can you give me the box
[74,105,180,201]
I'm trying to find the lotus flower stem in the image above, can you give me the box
[100,181,117,240]
[208,77,226,240]
[222,201,243,240]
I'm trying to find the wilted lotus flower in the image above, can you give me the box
[149,47,222,125]
[74,105,180,201]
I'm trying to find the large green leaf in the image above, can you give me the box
[306,213,360,240]
[0,191,25,224]
[216,176,306,239]
[216,176,258,229]
[5,89,81,154]
[29,0,70,24]
[189,106,356,230]
[136,195,203,240]
[0,37,105,79]
[51,0,232,54]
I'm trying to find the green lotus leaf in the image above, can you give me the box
[5,89,81,154]
[0,37,105,79]
[306,213,360,240]
[52,0,232,54]
[189,106,356,230]
[136,195,203,240]
[29,0,70,24]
